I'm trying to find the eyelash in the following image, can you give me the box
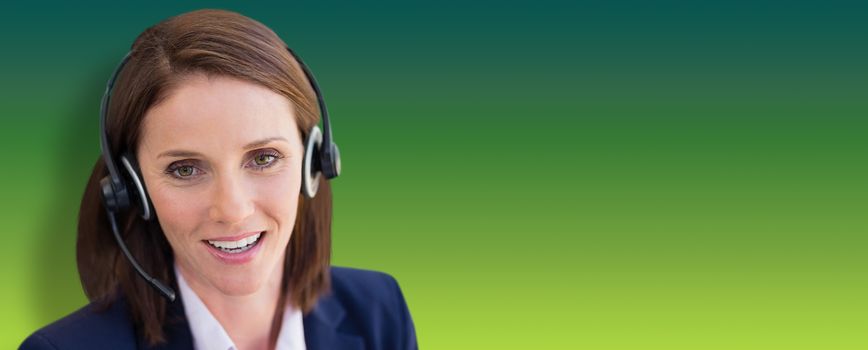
[165,150,285,180]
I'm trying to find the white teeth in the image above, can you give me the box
[208,232,263,253]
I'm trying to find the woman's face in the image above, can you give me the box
[137,74,304,296]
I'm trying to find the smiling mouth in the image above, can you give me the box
[205,232,264,254]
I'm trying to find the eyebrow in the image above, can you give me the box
[156,136,289,159]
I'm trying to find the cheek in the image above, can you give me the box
[259,169,302,225]
[148,185,204,243]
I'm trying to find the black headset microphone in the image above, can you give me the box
[99,47,341,302]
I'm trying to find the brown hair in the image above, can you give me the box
[76,9,332,346]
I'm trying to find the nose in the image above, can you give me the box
[208,172,255,225]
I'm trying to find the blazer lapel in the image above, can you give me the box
[303,292,364,350]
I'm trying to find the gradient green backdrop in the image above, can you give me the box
[1,1,866,348]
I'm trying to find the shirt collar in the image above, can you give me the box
[175,265,306,350]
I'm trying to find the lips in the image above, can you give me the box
[205,230,264,243]
[202,231,266,264]
[206,232,263,253]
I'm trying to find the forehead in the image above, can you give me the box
[139,74,299,154]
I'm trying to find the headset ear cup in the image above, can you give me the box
[119,153,154,221]
[327,142,341,179]
[318,142,340,179]
[100,175,129,213]
[302,126,323,198]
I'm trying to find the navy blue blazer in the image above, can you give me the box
[20,266,417,349]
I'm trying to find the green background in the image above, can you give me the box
[1,1,866,348]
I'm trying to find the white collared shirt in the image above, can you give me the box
[175,265,307,350]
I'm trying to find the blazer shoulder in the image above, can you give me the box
[327,266,418,349]
[329,266,408,311]
[19,299,137,350]
[330,266,399,294]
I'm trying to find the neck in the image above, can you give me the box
[178,262,285,350]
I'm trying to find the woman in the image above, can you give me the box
[20,9,416,350]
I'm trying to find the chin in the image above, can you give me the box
[212,275,267,296]
[205,255,285,297]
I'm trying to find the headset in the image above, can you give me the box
[98,47,341,302]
